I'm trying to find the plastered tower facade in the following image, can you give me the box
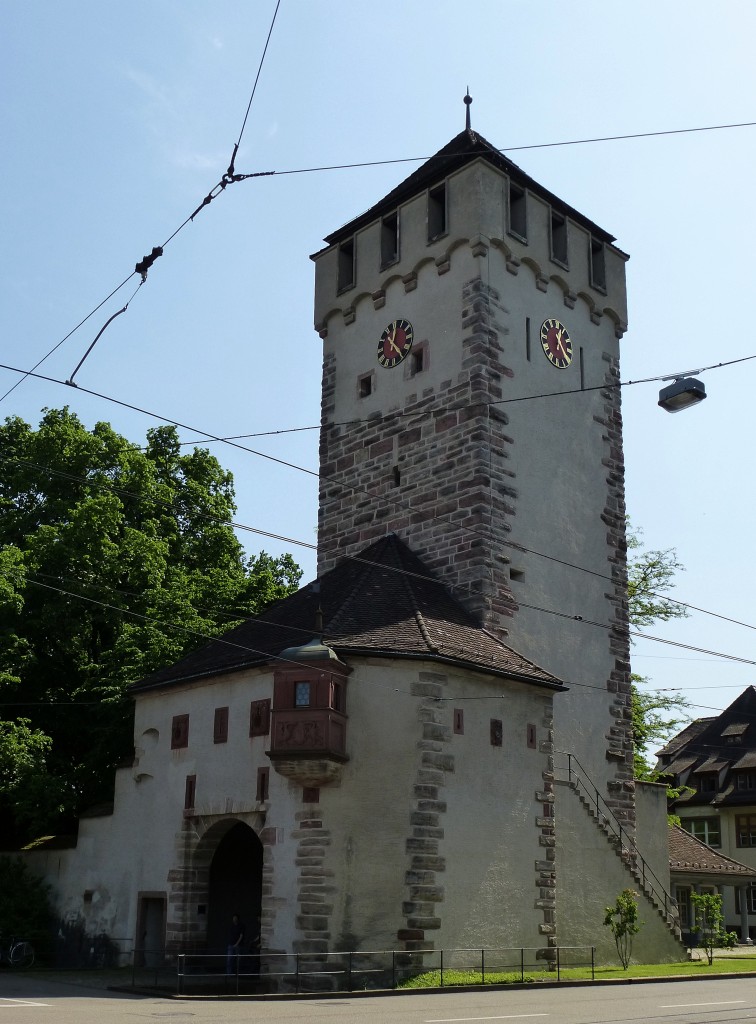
[312,130,633,817]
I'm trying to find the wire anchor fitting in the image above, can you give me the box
[135,246,163,281]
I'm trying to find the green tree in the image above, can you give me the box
[0,408,302,844]
[626,523,691,780]
[689,890,731,965]
[0,857,52,952]
[604,888,642,969]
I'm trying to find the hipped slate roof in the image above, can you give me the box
[317,128,622,253]
[669,825,756,879]
[132,534,564,694]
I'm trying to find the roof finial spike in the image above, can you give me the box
[464,88,473,132]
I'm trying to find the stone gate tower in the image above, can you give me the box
[311,121,633,817]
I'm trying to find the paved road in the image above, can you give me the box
[3,974,756,1024]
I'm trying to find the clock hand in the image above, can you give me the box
[555,329,568,358]
[389,337,402,355]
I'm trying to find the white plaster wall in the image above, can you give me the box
[635,781,673,893]
[437,682,552,951]
[556,781,684,964]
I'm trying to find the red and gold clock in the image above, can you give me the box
[378,318,413,368]
[540,318,573,368]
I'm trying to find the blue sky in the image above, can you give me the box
[2,1,755,726]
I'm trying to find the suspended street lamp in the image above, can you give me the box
[658,371,707,413]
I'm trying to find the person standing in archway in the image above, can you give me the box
[226,914,245,974]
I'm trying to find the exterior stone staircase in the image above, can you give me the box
[559,769,683,946]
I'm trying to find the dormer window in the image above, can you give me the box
[736,771,756,791]
[698,774,716,793]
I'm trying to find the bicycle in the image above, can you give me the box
[0,935,35,969]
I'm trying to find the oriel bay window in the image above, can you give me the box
[268,639,350,780]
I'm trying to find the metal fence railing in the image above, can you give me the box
[175,945,596,995]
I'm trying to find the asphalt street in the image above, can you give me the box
[4,974,756,1024]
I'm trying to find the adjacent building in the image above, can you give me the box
[660,686,756,940]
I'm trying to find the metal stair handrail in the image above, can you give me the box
[556,751,680,930]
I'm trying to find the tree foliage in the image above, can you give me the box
[626,522,692,780]
[689,890,733,965]
[627,524,688,629]
[0,408,302,843]
[0,857,53,950]
[603,888,642,969]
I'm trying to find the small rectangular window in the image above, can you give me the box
[527,724,537,749]
[295,681,311,707]
[213,707,229,744]
[590,237,606,291]
[303,787,320,803]
[550,211,568,266]
[249,699,271,737]
[681,816,721,848]
[428,183,447,241]
[184,774,196,809]
[358,373,373,398]
[736,814,756,847]
[490,719,503,747]
[171,714,189,750]
[508,182,527,240]
[453,709,464,735]
[331,681,344,713]
[381,212,399,267]
[256,767,269,803]
[525,317,531,361]
[337,238,355,292]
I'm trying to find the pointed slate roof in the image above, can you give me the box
[669,825,756,879]
[660,687,756,808]
[317,128,620,253]
[131,535,564,694]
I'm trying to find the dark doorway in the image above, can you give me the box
[135,894,166,967]
[207,821,263,955]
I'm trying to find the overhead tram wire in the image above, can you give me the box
[3,570,755,711]
[1,472,748,670]
[0,1,284,406]
[5,114,755,410]
[3,359,756,640]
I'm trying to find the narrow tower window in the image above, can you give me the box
[590,237,606,291]
[550,211,568,266]
[508,183,527,240]
[338,238,355,292]
[381,212,399,267]
[428,183,447,240]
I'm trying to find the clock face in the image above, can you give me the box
[378,318,414,368]
[540,318,573,368]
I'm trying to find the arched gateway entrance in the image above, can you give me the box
[205,821,263,954]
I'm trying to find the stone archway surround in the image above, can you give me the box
[165,813,267,954]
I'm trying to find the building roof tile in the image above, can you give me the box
[669,825,756,878]
[131,535,565,694]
